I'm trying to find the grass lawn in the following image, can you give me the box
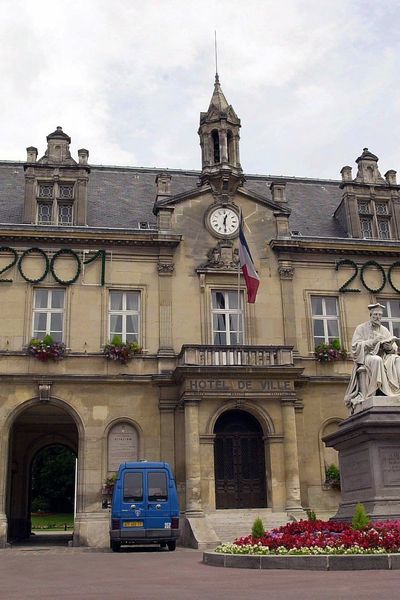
[31,513,74,530]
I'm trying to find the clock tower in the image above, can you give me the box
[198,74,245,197]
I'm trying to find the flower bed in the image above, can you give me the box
[215,519,400,555]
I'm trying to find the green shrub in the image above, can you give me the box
[325,464,341,489]
[352,503,371,530]
[306,509,317,522]
[251,517,265,538]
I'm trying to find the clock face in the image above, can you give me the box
[209,207,239,236]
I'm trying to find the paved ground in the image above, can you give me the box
[1,538,400,599]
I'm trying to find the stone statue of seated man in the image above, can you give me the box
[345,303,400,410]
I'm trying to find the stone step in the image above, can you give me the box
[206,509,290,544]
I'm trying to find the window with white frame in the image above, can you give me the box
[109,291,140,343]
[379,299,400,338]
[32,289,65,342]
[36,181,74,225]
[211,290,244,345]
[311,296,340,346]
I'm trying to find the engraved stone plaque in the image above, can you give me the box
[108,423,138,471]
[341,448,371,491]
[380,447,400,486]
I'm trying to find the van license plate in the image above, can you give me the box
[123,521,143,527]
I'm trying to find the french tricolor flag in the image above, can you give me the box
[239,213,260,303]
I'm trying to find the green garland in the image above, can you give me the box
[335,259,360,293]
[388,261,400,294]
[0,246,18,283]
[18,247,49,283]
[50,248,81,285]
[360,260,386,293]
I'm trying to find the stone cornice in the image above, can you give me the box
[270,237,400,257]
[173,365,304,383]
[0,225,181,248]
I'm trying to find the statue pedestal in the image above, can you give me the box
[324,396,400,521]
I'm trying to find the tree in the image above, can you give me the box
[31,445,75,513]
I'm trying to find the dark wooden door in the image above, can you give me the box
[214,411,266,509]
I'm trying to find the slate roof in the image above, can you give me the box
[0,160,345,237]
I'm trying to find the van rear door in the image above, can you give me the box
[120,469,147,537]
[146,470,171,532]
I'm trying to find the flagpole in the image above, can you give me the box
[238,211,242,339]
[237,253,241,337]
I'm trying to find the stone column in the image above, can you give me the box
[0,422,9,547]
[73,429,109,548]
[220,130,228,163]
[266,435,286,510]
[184,399,203,515]
[234,134,241,168]
[281,398,303,513]
[157,259,174,356]
[75,174,89,226]
[200,434,216,511]
[23,170,36,223]
[278,262,297,349]
[160,404,175,467]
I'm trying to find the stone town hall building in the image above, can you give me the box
[1,76,400,548]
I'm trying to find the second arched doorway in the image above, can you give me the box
[214,409,267,509]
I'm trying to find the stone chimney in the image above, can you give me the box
[385,170,397,186]
[78,148,89,165]
[270,181,287,203]
[155,172,172,199]
[26,146,38,163]
[340,166,352,182]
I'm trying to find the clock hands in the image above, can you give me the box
[223,214,227,232]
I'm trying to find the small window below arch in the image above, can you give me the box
[107,422,138,471]
[212,130,220,164]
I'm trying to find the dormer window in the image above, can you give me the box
[360,217,373,239]
[377,218,391,240]
[358,201,370,214]
[38,183,54,199]
[36,181,74,226]
[376,202,389,215]
[358,199,391,240]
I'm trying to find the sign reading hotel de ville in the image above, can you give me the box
[108,423,138,471]
[185,378,294,395]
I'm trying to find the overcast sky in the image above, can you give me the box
[1,0,399,179]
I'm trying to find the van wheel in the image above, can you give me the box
[111,541,121,553]
[167,540,176,551]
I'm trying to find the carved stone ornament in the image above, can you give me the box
[157,262,174,274]
[197,240,240,271]
[38,381,52,402]
[278,265,295,280]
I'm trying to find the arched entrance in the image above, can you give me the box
[214,410,267,509]
[6,402,79,541]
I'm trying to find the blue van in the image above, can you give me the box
[110,461,180,552]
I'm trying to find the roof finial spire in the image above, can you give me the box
[214,30,219,84]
